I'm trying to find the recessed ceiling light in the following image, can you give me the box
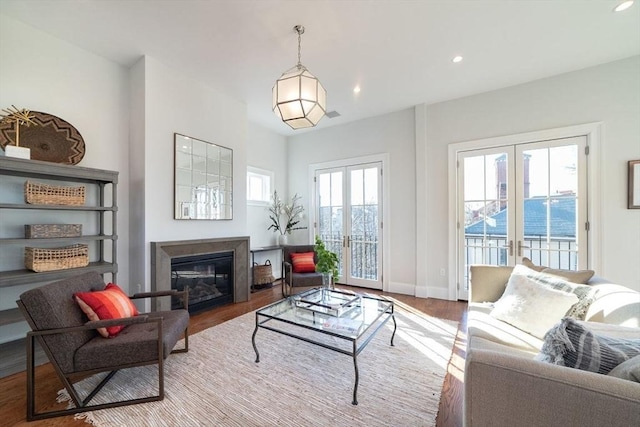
[353,86,361,94]
[452,56,463,63]
[614,1,634,12]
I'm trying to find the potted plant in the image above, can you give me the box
[314,235,339,288]
[268,190,305,245]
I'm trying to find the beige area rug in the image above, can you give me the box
[59,305,458,427]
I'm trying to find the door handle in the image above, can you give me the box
[347,236,351,248]
[517,240,530,257]
[342,236,346,248]
[499,240,513,256]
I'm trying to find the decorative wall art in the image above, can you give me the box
[0,109,85,164]
[629,160,640,209]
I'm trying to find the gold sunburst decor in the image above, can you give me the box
[1,105,38,147]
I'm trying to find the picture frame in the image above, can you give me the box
[629,160,640,209]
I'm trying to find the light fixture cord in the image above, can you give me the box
[297,29,302,68]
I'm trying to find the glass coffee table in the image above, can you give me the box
[251,287,396,405]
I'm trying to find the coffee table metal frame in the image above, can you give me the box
[251,287,396,405]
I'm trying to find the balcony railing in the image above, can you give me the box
[463,235,578,290]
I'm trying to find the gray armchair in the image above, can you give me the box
[17,271,189,421]
[281,244,324,296]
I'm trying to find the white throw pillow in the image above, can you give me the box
[490,266,579,339]
[511,264,599,320]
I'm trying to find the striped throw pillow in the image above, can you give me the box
[537,318,640,374]
[290,252,316,273]
[75,283,139,338]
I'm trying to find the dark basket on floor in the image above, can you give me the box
[253,260,275,285]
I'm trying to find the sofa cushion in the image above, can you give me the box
[468,303,544,353]
[74,309,189,372]
[521,257,595,284]
[585,281,640,327]
[536,318,640,374]
[608,355,640,382]
[490,267,579,339]
[540,267,594,284]
[468,334,539,358]
[521,257,546,272]
[285,271,324,287]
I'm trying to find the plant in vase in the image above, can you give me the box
[267,190,305,245]
[314,235,339,289]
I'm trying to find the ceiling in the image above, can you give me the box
[1,1,639,136]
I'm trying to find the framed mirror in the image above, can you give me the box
[174,133,233,219]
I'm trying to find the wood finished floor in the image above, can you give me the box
[0,284,468,427]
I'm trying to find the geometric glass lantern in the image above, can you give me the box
[272,25,326,130]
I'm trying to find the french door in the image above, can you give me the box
[457,136,588,299]
[315,162,383,289]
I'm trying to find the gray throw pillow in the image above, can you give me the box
[536,318,640,374]
[608,355,640,382]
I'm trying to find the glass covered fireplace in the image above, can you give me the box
[170,251,234,313]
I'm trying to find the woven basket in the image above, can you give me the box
[253,260,275,285]
[24,180,86,206]
[25,224,82,239]
[25,244,89,272]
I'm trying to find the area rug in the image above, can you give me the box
[59,304,458,426]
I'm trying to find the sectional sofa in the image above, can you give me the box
[464,264,640,427]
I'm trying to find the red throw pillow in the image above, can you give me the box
[290,252,316,273]
[74,283,139,338]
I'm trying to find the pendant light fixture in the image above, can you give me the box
[272,25,326,130]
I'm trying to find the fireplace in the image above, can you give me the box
[151,237,250,312]
[171,252,234,313]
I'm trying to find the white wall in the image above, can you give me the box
[129,56,249,292]
[246,122,288,247]
[0,15,130,341]
[287,109,416,294]
[421,55,640,293]
[245,122,288,277]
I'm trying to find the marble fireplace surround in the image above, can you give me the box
[151,236,250,311]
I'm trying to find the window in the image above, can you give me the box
[247,166,273,205]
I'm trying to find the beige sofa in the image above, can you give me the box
[464,265,640,427]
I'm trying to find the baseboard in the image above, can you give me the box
[425,286,450,300]
[387,281,415,296]
[387,282,452,300]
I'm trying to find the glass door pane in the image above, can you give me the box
[459,149,513,297]
[348,165,381,286]
[517,139,585,269]
[317,169,345,278]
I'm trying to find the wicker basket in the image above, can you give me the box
[24,180,86,206]
[25,224,82,239]
[25,244,89,272]
[253,260,275,285]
